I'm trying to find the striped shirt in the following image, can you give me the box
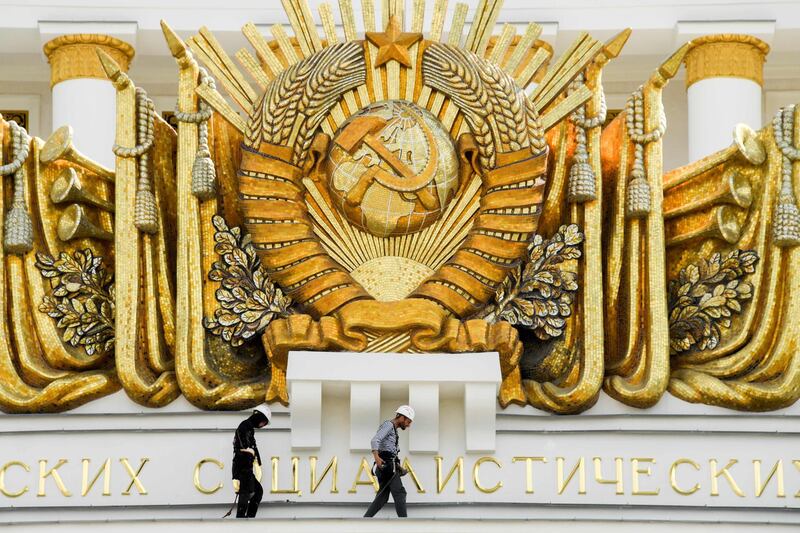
[370,420,399,455]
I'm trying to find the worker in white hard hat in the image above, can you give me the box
[363,405,415,518]
[227,404,271,518]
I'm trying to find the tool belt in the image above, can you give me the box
[375,451,407,477]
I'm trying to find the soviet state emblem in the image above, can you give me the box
[327,100,459,237]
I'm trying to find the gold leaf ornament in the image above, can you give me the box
[668,249,759,354]
[203,215,293,347]
[35,249,115,356]
[480,224,583,341]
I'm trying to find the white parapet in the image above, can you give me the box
[2,386,800,525]
[286,351,502,454]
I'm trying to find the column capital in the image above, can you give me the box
[684,34,770,88]
[43,34,135,88]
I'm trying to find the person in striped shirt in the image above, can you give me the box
[363,405,415,518]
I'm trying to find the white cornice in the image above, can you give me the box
[38,21,138,50]
[675,19,776,47]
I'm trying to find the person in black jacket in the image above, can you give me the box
[231,404,271,518]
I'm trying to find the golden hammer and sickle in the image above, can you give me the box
[334,112,440,210]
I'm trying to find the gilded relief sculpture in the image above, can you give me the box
[1,0,797,414]
[664,110,800,410]
[100,54,182,408]
[599,45,687,408]
[0,114,119,412]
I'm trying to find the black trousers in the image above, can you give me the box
[364,459,407,518]
[236,470,263,518]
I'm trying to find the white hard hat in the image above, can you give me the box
[253,404,272,423]
[396,405,415,421]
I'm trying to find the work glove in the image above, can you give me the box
[232,479,240,493]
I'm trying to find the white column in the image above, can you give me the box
[349,382,380,451]
[289,380,322,449]
[464,382,497,453]
[680,31,770,162]
[41,24,136,168]
[408,382,439,453]
[51,80,118,168]
[687,77,763,162]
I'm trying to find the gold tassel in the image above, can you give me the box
[773,159,800,246]
[2,121,33,254]
[626,144,651,218]
[191,119,217,200]
[172,67,217,201]
[772,106,800,247]
[133,89,158,234]
[134,152,159,234]
[567,128,596,202]
[624,88,664,219]
[774,201,800,246]
[114,87,158,234]
[4,205,33,254]
[567,74,603,203]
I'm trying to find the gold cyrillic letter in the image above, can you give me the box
[512,457,546,494]
[271,456,301,494]
[402,457,426,494]
[193,458,223,495]
[710,459,744,497]
[348,457,379,493]
[120,458,149,496]
[81,458,111,497]
[38,459,72,497]
[669,459,700,496]
[473,457,502,494]
[631,458,659,496]
[310,456,338,494]
[593,457,624,495]
[436,456,465,494]
[556,457,586,495]
[753,459,785,498]
[0,461,29,498]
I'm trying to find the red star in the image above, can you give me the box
[366,15,423,68]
